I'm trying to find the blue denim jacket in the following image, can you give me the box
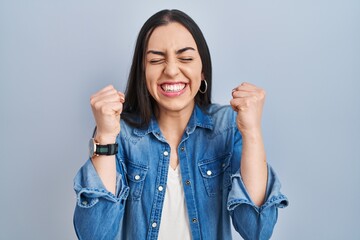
[73,104,288,240]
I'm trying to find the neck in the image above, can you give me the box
[156,103,194,143]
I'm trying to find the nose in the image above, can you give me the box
[163,61,180,77]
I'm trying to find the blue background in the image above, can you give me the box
[1,0,359,239]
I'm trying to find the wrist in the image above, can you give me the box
[94,134,117,144]
[240,128,263,142]
[89,136,118,158]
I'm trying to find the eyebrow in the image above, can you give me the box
[176,47,196,54]
[146,47,196,56]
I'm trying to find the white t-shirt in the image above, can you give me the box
[158,166,192,240]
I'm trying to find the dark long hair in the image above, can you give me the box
[122,9,212,128]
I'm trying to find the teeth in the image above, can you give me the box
[162,83,185,92]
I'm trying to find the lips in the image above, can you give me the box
[160,83,186,92]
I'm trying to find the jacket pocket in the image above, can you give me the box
[125,161,148,201]
[198,153,232,197]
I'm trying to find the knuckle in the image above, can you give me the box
[118,105,124,114]
[109,88,117,95]
[100,106,108,114]
[259,89,266,98]
[116,95,122,102]
[90,95,96,104]
[93,101,102,110]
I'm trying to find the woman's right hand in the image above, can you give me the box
[90,85,125,144]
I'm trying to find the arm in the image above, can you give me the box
[73,158,128,239]
[229,83,288,239]
[89,84,125,194]
[227,164,288,240]
[230,82,267,206]
[240,128,267,206]
[73,85,128,239]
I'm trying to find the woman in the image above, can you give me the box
[73,9,288,240]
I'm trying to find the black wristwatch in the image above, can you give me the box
[89,138,118,158]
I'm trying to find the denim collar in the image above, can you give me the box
[133,105,213,137]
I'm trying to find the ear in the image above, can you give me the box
[201,72,205,80]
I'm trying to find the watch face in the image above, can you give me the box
[89,138,96,157]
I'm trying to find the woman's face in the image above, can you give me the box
[145,22,203,115]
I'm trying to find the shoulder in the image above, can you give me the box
[205,104,237,130]
[206,104,234,115]
[206,104,236,122]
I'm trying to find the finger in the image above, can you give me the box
[97,90,125,103]
[92,87,117,99]
[91,88,119,104]
[232,82,259,92]
[91,84,120,100]
[241,82,257,88]
[230,97,237,111]
[230,99,238,112]
[93,101,123,115]
[230,98,248,112]
[232,86,265,100]
[96,89,125,103]
[91,95,122,112]
[97,85,116,95]
[96,93,122,105]
[118,92,125,103]
[232,90,256,98]
[108,102,123,115]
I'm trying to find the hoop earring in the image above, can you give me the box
[199,79,208,94]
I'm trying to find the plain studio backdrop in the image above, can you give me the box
[0,1,359,239]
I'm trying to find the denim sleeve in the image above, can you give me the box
[73,158,129,240]
[227,164,288,240]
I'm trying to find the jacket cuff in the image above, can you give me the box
[227,164,288,213]
[73,159,129,208]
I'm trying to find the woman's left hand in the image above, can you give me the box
[230,82,266,136]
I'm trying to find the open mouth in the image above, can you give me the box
[160,83,186,92]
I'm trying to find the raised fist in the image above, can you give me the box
[90,85,125,144]
[230,82,266,136]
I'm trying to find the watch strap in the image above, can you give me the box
[96,143,118,155]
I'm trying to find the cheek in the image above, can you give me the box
[146,63,164,75]
[191,61,203,79]
[184,63,203,82]
[145,66,162,99]
[145,67,157,87]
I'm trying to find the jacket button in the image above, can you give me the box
[163,151,169,156]
[185,180,191,185]
[192,218,198,223]
[180,146,185,151]
[152,222,157,228]
[158,186,164,191]
[134,175,141,180]
[206,170,212,176]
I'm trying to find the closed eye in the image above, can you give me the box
[149,59,165,64]
[179,58,193,62]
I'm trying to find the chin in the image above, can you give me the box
[157,100,195,113]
